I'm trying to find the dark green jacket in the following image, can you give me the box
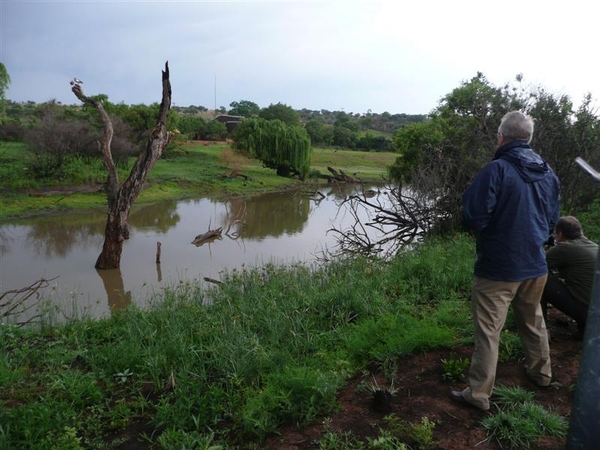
[547,236,598,305]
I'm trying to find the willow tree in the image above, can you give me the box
[71,62,172,269]
[233,118,312,179]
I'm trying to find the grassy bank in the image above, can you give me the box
[0,236,569,449]
[1,137,573,449]
[0,140,397,220]
[0,236,472,448]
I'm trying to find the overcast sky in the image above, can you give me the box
[2,0,600,115]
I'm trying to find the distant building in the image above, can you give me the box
[213,115,244,133]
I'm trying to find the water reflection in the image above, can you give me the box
[327,183,369,200]
[1,184,385,324]
[11,201,182,259]
[156,261,162,283]
[223,192,311,239]
[22,212,106,258]
[96,268,132,311]
[129,200,181,232]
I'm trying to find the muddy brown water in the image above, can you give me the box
[1,185,389,324]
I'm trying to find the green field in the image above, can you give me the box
[0,140,397,220]
[311,146,396,180]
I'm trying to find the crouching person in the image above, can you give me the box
[542,216,598,337]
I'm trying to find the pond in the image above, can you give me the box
[1,184,389,324]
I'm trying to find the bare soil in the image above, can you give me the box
[263,308,582,449]
[25,183,105,196]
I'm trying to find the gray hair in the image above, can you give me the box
[498,111,534,143]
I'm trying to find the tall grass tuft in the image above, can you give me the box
[483,385,568,449]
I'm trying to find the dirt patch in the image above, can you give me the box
[264,308,582,449]
[25,183,105,197]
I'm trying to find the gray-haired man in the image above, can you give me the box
[453,111,561,410]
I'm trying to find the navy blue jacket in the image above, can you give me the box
[463,141,560,281]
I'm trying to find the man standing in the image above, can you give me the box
[452,111,561,411]
[542,216,598,336]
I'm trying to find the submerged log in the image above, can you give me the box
[192,227,223,246]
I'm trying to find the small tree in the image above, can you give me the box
[305,119,334,146]
[389,73,512,230]
[229,99,260,117]
[388,72,600,232]
[177,114,207,139]
[71,62,172,269]
[259,102,301,126]
[233,118,312,179]
[204,119,227,140]
[0,63,11,123]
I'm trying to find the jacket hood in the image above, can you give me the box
[493,141,550,183]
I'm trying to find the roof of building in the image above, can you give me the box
[213,114,244,122]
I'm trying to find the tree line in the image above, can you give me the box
[3,64,600,225]
[2,97,425,154]
[388,72,600,232]
[0,95,423,182]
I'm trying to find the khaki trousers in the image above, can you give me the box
[462,275,551,410]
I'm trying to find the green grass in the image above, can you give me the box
[576,197,600,242]
[0,141,32,189]
[1,236,476,449]
[483,386,568,449]
[0,140,396,220]
[0,235,571,448]
[148,141,302,196]
[360,129,394,139]
[311,146,397,180]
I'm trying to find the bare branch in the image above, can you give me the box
[120,61,173,207]
[324,185,443,260]
[71,84,118,205]
[1,277,58,326]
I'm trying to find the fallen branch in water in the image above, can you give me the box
[327,166,356,183]
[192,227,223,247]
[1,276,58,326]
[323,185,442,260]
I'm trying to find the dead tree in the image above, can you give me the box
[71,63,172,269]
[324,186,445,260]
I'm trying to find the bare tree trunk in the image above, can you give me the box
[72,62,172,269]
